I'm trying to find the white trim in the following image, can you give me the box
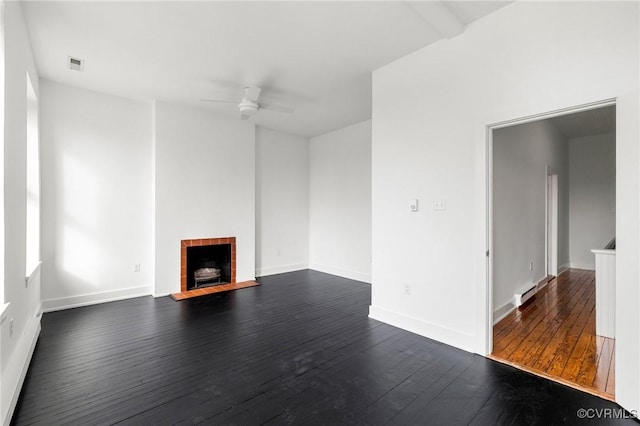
[569,262,596,271]
[482,122,494,355]
[256,263,308,277]
[533,275,550,291]
[309,263,371,283]
[488,98,617,131]
[533,274,546,289]
[545,170,559,277]
[591,249,616,256]
[483,98,617,356]
[558,263,570,275]
[24,260,41,287]
[153,292,171,298]
[493,301,515,325]
[41,286,151,312]
[369,305,475,353]
[0,303,8,325]
[1,311,40,426]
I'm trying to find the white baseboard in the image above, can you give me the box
[309,263,371,284]
[2,310,41,426]
[368,305,475,353]
[42,286,151,312]
[558,263,570,275]
[570,262,595,271]
[537,274,554,290]
[532,275,546,289]
[494,275,546,326]
[493,301,515,325]
[256,263,308,277]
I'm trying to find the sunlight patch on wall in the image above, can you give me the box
[60,151,102,290]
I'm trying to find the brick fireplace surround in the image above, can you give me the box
[180,237,236,291]
[171,237,258,301]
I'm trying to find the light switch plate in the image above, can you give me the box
[410,199,419,212]
[433,200,447,210]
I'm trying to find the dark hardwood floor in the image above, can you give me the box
[12,270,635,425]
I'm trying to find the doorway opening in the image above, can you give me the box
[487,102,616,400]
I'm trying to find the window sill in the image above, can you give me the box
[0,302,9,324]
[25,261,42,286]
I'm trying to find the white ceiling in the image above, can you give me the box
[22,1,510,138]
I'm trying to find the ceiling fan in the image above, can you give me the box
[201,86,294,120]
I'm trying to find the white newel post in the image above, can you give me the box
[591,247,616,339]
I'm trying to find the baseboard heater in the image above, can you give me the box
[515,283,537,307]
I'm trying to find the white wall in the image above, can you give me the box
[1,2,42,423]
[371,1,639,410]
[39,81,153,310]
[492,120,569,319]
[255,126,309,276]
[569,132,616,270]
[309,120,371,283]
[154,102,255,296]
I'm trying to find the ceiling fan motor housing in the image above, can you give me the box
[238,99,259,116]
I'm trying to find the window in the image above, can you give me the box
[25,72,40,277]
[0,3,5,304]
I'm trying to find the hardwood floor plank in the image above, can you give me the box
[492,270,580,338]
[537,289,595,375]
[492,269,614,400]
[575,336,607,388]
[507,277,593,367]
[606,341,616,395]
[593,338,615,392]
[492,270,590,357]
[397,355,496,426]
[225,335,435,425]
[363,344,475,424]
[12,269,630,425]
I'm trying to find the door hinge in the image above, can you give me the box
[486,249,490,257]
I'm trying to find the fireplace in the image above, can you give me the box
[181,237,236,292]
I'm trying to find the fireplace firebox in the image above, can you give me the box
[180,237,236,292]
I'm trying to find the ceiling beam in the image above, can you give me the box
[405,1,465,39]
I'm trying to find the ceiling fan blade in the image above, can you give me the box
[260,102,294,114]
[243,87,261,102]
[200,99,238,104]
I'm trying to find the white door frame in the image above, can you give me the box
[546,169,559,278]
[484,98,616,356]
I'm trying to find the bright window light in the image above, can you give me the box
[0,3,5,304]
[26,72,40,277]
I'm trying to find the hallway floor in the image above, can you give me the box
[491,269,615,401]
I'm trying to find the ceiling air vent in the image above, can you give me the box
[68,56,84,71]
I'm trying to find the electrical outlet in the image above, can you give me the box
[277,248,282,256]
[404,284,411,295]
[134,263,141,273]
[9,318,14,337]
[530,261,534,272]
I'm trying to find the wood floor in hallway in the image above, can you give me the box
[491,268,615,401]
